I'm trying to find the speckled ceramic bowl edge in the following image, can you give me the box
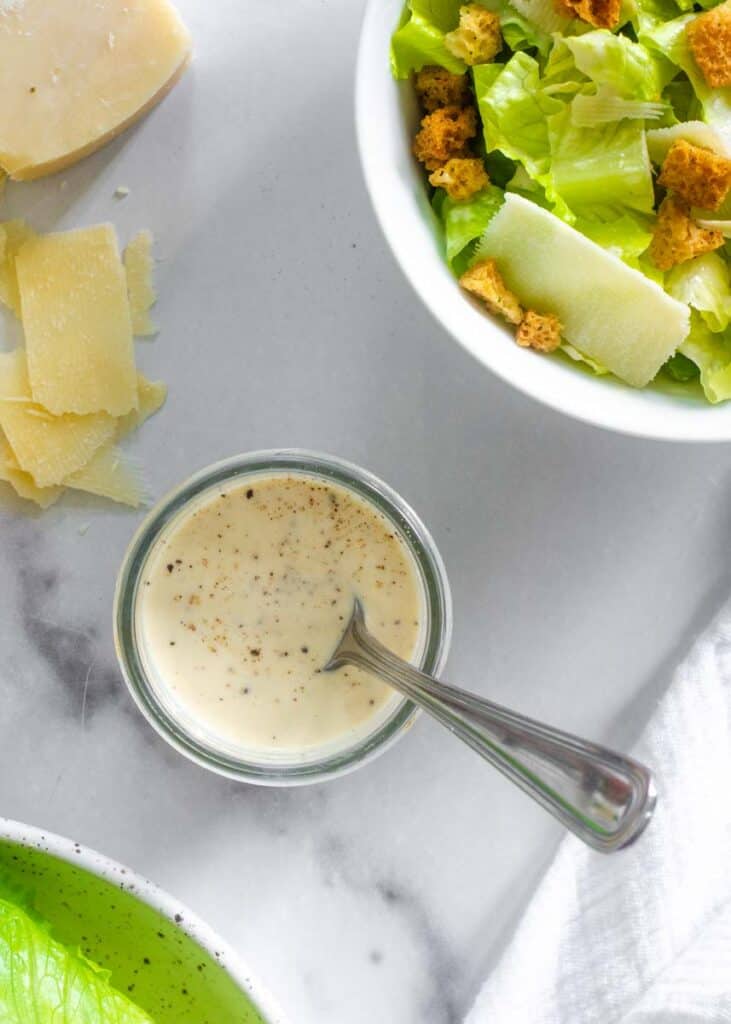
[0,816,288,1024]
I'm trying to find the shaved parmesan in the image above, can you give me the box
[118,374,167,437]
[0,431,62,508]
[0,219,35,316]
[0,349,115,487]
[17,225,138,416]
[124,230,157,337]
[65,443,146,507]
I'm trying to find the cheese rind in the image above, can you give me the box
[0,349,115,487]
[17,225,138,417]
[125,230,157,337]
[0,0,191,180]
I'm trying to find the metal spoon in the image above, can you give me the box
[324,599,656,853]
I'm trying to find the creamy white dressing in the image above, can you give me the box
[136,473,425,754]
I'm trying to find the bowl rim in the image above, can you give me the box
[0,816,288,1024]
[355,0,731,444]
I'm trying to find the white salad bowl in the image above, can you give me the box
[0,817,286,1024]
[356,0,731,442]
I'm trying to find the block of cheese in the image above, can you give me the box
[0,0,191,180]
[125,230,157,336]
[0,349,115,487]
[17,225,138,417]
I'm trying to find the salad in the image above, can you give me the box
[391,0,731,402]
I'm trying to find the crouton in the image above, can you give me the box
[459,259,523,325]
[516,311,562,353]
[415,66,471,112]
[687,4,731,88]
[558,0,621,30]
[429,157,490,200]
[413,105,478,171]
[658,139,731,212]
[648,196,724,271]
[445,4,502,66]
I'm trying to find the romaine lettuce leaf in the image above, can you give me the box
[390,2,466,77]
[679,313,731,402]
[573,212,654,263]
[439,185,506,266]
[0,895,154,1023]
[629,0,681,36]
[547,105,655,217]
[565,30,673,98]
[473,54,562,180]
[409,0,462,31]
[666,252,731,332]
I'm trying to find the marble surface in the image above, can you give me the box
[2,2,731,1021]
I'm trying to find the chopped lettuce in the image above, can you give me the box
[666,252,731,332]
[547,106,655,217]
[390,1,465,77]
[680,314,731,402]
[438,185,506,267]
[573,212,654,263]
[565,30,673,98]
[0,894,154,1024]
[473,54,561,180]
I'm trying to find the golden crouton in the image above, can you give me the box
[658,140,731,212]
[648,196,724,271]
[445,4,502,66]
[429,157,490,200]
[687,4,731,88]
[516,311,562,353]
[559,0,621,30]
[415,66,471,112]
[413,105,478,171]
[460,259,523,325]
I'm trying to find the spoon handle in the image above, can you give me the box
[327,601,655,853]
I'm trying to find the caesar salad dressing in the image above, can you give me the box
[136,474,425,752]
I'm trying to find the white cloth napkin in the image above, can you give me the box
[466,602,731,1024]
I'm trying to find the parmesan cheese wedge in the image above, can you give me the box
[478,194,691,387]
[0,0,191,180]
[65,443,146,507]
[0,349,115,488]
[125,230,157,336]
[17,225,138,417]
[0,432,63,509]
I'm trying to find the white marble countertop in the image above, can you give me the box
[2,1,731,1021]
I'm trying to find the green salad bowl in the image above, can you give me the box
[0,818,285,1024]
